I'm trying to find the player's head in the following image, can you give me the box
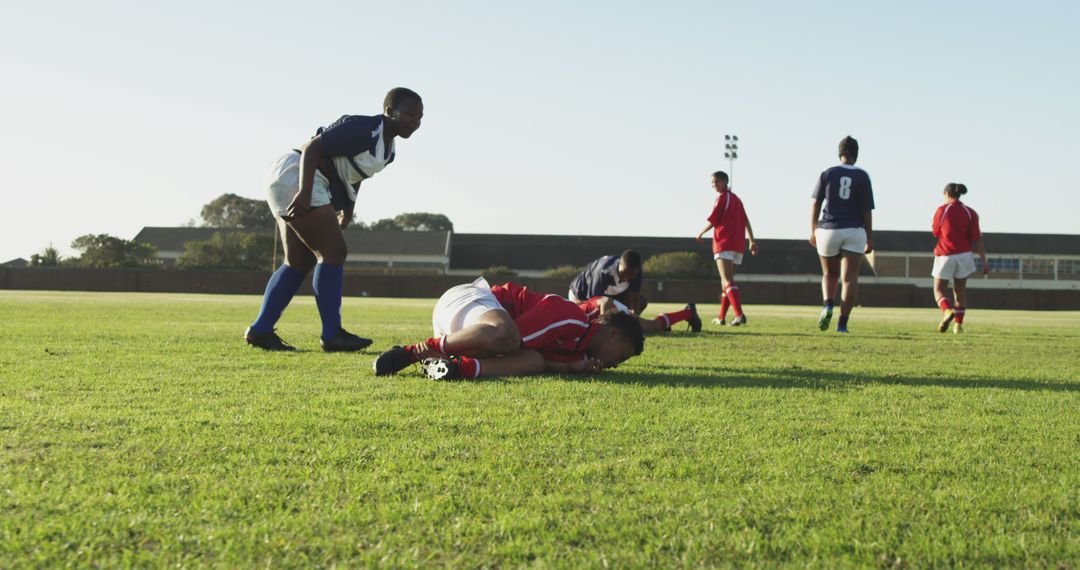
[944,182,968,200]
[839,136,859,164]
[383,87,423,139]
[589,311,644,368]
[617,249,642,281]
[711,171,729,192]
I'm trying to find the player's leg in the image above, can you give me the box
[837,251,863,332]
[952,277,968,333]
[422,349,546,381]
[934,277,955,333]
[642,303,701,333]
[818,255,840,330]
[288,205,370,351]
[718,258,746,326]
[246,218,315,350]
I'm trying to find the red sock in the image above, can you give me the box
[455,355,481,378]
[656,308,692,329]
[726,285,743,317]
[719,294,730,320]
[407,336,447,360]
[937,297,953,312]
[954,306,966,324]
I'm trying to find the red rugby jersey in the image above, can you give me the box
[707,190,749,254]
[932,200,982,256]
[490,282,595,362]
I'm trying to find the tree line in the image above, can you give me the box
[30,194,454,270]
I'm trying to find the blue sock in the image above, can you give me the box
[313,263,344,341]
[838,315,849,328]
[250,265,307,333]
[824,298,834,310]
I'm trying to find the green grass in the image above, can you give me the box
[1,290,1077,568]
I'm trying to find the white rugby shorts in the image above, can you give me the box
[815,227,867,257]
[432,277,508,336]
[713,251,744,265]
[932,252,977,280]
[265,151,333,217]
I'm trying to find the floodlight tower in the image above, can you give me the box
[724,134,739,184]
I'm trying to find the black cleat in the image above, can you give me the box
[245,327,296,351]
[686,303,702,332]
[320,328,374,352]
[373,345,416,376]
[421,358,461,381]
[729,314,747,326]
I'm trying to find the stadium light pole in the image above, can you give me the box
[724,134,739,184]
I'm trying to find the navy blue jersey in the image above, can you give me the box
[569,255,642,300]
[812,165,874,229]
[312,114,397,210]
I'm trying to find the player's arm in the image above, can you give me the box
[974,239,989,275]
[544,356,603,373]
[809,200,823,246]
[621,291,641,314]
[862,210,874,253]
[745,216,758,256]
[696,223,713,242]
[288,135,325,219]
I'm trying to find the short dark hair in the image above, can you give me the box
[620,249,642,271]
[839,136,859,160]
[384,87,422,111]
[944,182,968,199]
[712,171,729,183]
[598,311,644,355]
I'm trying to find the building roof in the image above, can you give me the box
[2,257,29,268]
[872,230,1080,255]
[133,227,451,256]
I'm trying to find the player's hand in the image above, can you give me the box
[749,241,759,256]
[568,357,604,373]
[339,205,354,229]
[285,191,312,219]
[809,232,817,247]
[864,240,874,254]
[695,233,705,243]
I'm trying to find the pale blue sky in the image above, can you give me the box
[1,0,1077,263]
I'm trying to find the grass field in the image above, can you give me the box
[1,290,1077,568]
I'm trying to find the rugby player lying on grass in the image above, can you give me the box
[373,278,644,380]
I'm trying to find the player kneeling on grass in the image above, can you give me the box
[931,183,989,334]
[696,170,758,326]
[577,295,701,333]
[568,250,700,333]
[373,278,644,380]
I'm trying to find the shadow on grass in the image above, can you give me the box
[575,365,1079,393]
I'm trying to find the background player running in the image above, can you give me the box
[245,88,423,352]
[374,278,644,380]
[696,171,758,326]
[931,183,989,333]
[568,251,700,333]
[810,136,874,333]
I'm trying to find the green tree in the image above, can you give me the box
[367,218,403,231]
[482,265,518,280]
[200,193,275,229]
[177,232,274,270]
[69,235,158,268]
[30,245,62,267]
[642,252,711,279]
[393,212,453,232]
[542,265,582,279]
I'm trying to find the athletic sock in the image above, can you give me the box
[954,306,966,324]
[837,314,850,329]
[937,297,953,312]
[656,307,692,329]
[456,356,481,379]
[726,284,744,317]
[250,264,306,333]
[718,293,730,320]
[312,263,344,341]
[407,336,447,361]
[824,298,834,311]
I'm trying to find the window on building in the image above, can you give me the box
[985,258,1019,273]
[1058,259,1080,276]
[1023,258,1055,275]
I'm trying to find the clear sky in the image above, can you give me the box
[1,0,1077,263]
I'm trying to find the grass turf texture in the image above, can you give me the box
[1,291,1077,568]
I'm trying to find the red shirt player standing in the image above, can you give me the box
[696,171,758,326]
[931,183,989,334]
